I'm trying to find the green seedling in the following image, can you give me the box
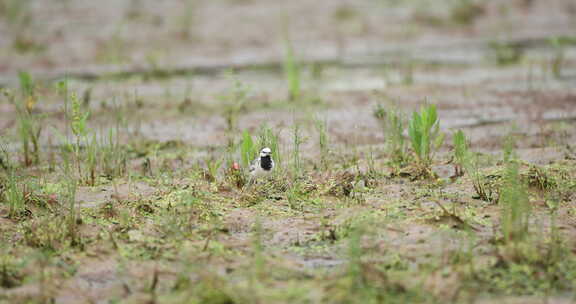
[15,106,42,167]
[85,134,98,186]
[101,124,127,179]
[499,160,530,243]
[63,177,81,248]
[70,92,90,179]
[452,130,497,202]
[373,104,407,168]
[240,130,258,169]
[18,72,42,166]
[408,103,444,171]
[291,123,303,177]
[453,130,466,176]
[315,118,329,170]
[220,71,250,147]
[4,171,26,219]
[205,157,223,183]
[283,28,301,101]
[251,219,266,282]
[499,136,530,243]
[3,78,42,166]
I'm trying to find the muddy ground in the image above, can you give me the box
[1,0,576,303]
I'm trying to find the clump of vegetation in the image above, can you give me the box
[203,157,223,183]
[408,104,444,175]
[2,73,43,167]
[3,171,28,219]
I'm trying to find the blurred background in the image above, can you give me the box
[0,0,575,154]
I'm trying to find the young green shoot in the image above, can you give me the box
[315,118,329,170]
[220,71,251,147]
[282,28,301,101]
[408,103,444,173]
[373,104,407,168]
[291,123,303,178]
[453,130,467,176]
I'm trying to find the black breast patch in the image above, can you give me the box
[260,156,273,171]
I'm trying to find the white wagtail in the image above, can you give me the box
[249,147,274,177]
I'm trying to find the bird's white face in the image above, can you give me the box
[260,147,272,157]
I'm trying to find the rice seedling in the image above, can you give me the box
[2,73,43,166]
[204,157,223,183]
[282,29,301,101]
[548,36,567,79]
[250,219,266,282]
[408,103,444,173]
[499,141,530,243]
[453,129,467,177]
[291,123,303,177]
[101,127,128,179]
[85,134,98,185]
[3,170,27,219]
[63,176,82,248]
[315,118,330,170]
[241,129,258,169]
[69,92,90,178]
[14,104,42,167]
[373,104,407,168]
[346,225,364,292]
[220,71,251,147]
[452,129,497,202]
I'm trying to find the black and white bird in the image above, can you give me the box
[249,147,274,177]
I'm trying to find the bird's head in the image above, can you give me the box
[260,147,272,157]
